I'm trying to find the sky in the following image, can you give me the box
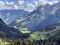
[0,0,60,12]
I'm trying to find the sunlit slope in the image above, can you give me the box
[29,23,60,40]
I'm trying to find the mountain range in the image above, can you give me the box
[10,2,60,31]
[0,10,29,24]
[0,1,60,41]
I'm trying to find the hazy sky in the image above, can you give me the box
[0,0,60,12]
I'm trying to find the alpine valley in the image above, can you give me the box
[0,1,60,45]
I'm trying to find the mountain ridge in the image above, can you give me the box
[10,2,60,31]
[0,18,29,40]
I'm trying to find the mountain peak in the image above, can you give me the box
[0,18,5,23]
[0,18,3,22]
[0,18,6,24]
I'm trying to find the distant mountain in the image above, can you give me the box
[0,18,29,39]
[0,10,29,24]
[9,2,60,31]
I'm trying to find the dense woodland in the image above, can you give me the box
[0,38,60,45]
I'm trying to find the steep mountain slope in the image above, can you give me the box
[10,2,60,32]
[28,23,60,40]
[0,10,29,24]
[48,29,60,43]
[0,18,29,39]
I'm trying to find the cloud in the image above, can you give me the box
[38,0,59,5]
[14,5,19,10]
[0,1,5,10]
[27,3,35,8]
[6,1,14,5]
[24,3,36,12]
[34,1,38,6]
[18,0,24,5]
[0,1,5,6]
[0,0,60,12]
[38,0,47,5]
[0,1,15,10]
[47,1,59,5]
[10,2,14,5]
[6,1,10,5]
